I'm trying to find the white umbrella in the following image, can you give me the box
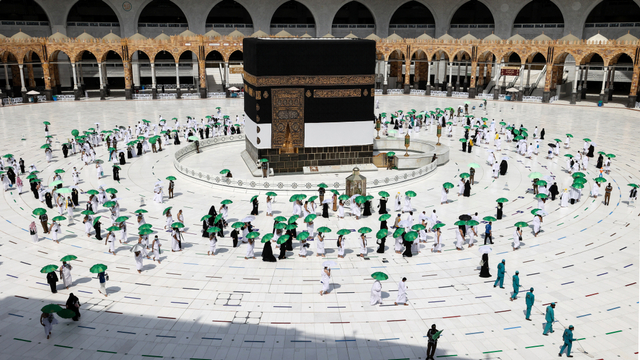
[398,221,412,228]
[154,180,163,186]
[241,216,255,223]
[322,198,332,204]
[478,245,492,254]
[26,90,40,95]
[228,86,240,91]
[501,156,509,161]
[130,243,145,252]
[322,261,338,268]
[506,87,519,92]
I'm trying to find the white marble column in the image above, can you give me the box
[3,64,10,90]
[18,64,27,92]
[225,62,230,87]
[448,62,453,84]
[71,63,78,90]
[97,62,104,89]
[382,61,388,86]
[573,66,579,93]
[175,63,180,88]
[426,62,431,87]
[519,65,525,89]
[151,63,156,88]
[600,66,608,95]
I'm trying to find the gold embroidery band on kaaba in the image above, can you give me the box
[244,72,375,87]
[314,89,361,98]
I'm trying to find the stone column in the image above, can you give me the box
[517,65,525,101]
[3,64,10,91]
[198,59,207,98]
[493,62,501,100]
[570,65,579,104]
[524,64,531,95]
[464,61,469,91]
[425,61,431,95]
[224,61,230,97]
[98,62,105,100]
[71,62,81,100]
[175,63,181,99]
[151,63,157,99]
[18,64,27,102]
[455,61,461,91]
[27,64,36,88]
[627,64,639,108]
[123,60,133,100]
[413,61,420,89]
[102,63,110,96]
[469,60,477,98]
[599,66,608,103]
[542,64,553,102]
[581,65,589,99]
[404,58,411,94]
[447,62,453,96]
[382,60,388,94]
[576,65,583,101]
[434,60,440,90]
[78,63,85,93]
[606,66,615,102]
[42,62,53,100]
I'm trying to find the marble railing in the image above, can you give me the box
[173,135,444,192]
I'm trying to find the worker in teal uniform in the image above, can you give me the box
[493,259,505,288]
[559,325,575,357]
[510,271,520,301]
[543,302,556,335]
[525,288,534,320]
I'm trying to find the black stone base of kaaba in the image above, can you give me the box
[246,139,373,174]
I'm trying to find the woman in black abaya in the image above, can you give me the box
[262,240,277,262]
[463,180,471,197]
[499,160,508,175]
[480,253,491,277]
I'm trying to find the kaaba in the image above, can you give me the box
[243,37,376,174]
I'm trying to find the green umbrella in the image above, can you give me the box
[27,174,38,180]
[71,129,79,136]
[528,172,543,179]
[514,222,528,228]
[134,209,148,214]
[200,214,212,221]
[393,228,405,238]
[358,227,372,234]
[593,177,607,183]
[483,216,497,222]
[607,154,616,159]
[220,169,230,174]
[573,177,587,185]
[103,201,116,208]
[188,136,199,141]
[378,191,390,198]
[405,190,417,197]
[56,309,76,319]
[572,183,585,189]
[496,198,509,203]
[41,304,63,313]
[583,138,591,142]
[274,216,287,222]
[213,214,223,223]
[87,189,99,195]
[31,178,42,183]
[49,180,63,187]
[330,189,340,195]
[317,226,332,233]
[628,183,639,188]
[535,193,548,199]
[60,255,77,262]
[250,195,258,203]
[459,173,470,179]
[139,224,152,230]
[231,222,245,229]
[379,214,391,221]
[105,188,118,194]
[404,231,418,242]
[40,264,58,273]
[468,163,480,168]
[411,224,426,231]
[286,224,298,230]
[514,136,523,141]
[387,152,396,157]
[246,231,260,239]
[288,195,299,203]
[535,180,548,187]
[376,229,388,239]
[566,134,573,138]
[56,188,72,194]
[206,227,221,234]
[304,214,317,222]
[308,195,318,202]
[530,208,541,215]
[337,229,351,236]
[317,183,328,188]
[371,272,388,281]
[338,195,349,201]
[355,196,367,204]
[564,154,574,158]
[52,216,66,222]
[43,121,51,125]
[80,210,95,215]
[108,147,116,152]
[443,182,454,189]
[572,172,585,178]
[258,158,269,163]
[466,220,479,226]
[139,229,154,236]
[92,216,101,225]
[432,223,445,230]
[459,138,467,142]
[106,226,120,232]
[266,192,278,197]
[296,194,307,200]
[221,199,232,205]
[276,235,290,245]
[261,233,274,243]
[54,169,65,174]
[89,264,108,273]
[454,220,467,226]
[513,129,520,135]
[554,138,562,143]
[115,216,129,223]
[296,231,310,241]
[288,215,299,223]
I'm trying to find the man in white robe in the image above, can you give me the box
[370,280,382,305]
[395,278,408,306]
[560,189,569,207]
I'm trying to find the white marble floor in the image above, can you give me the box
[0,96,637,360]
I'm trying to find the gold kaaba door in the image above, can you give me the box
[271,88,304,153]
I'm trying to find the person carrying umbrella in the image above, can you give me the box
[425,324,441,360]
[40,311,58,339]
[66,293,81,321]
